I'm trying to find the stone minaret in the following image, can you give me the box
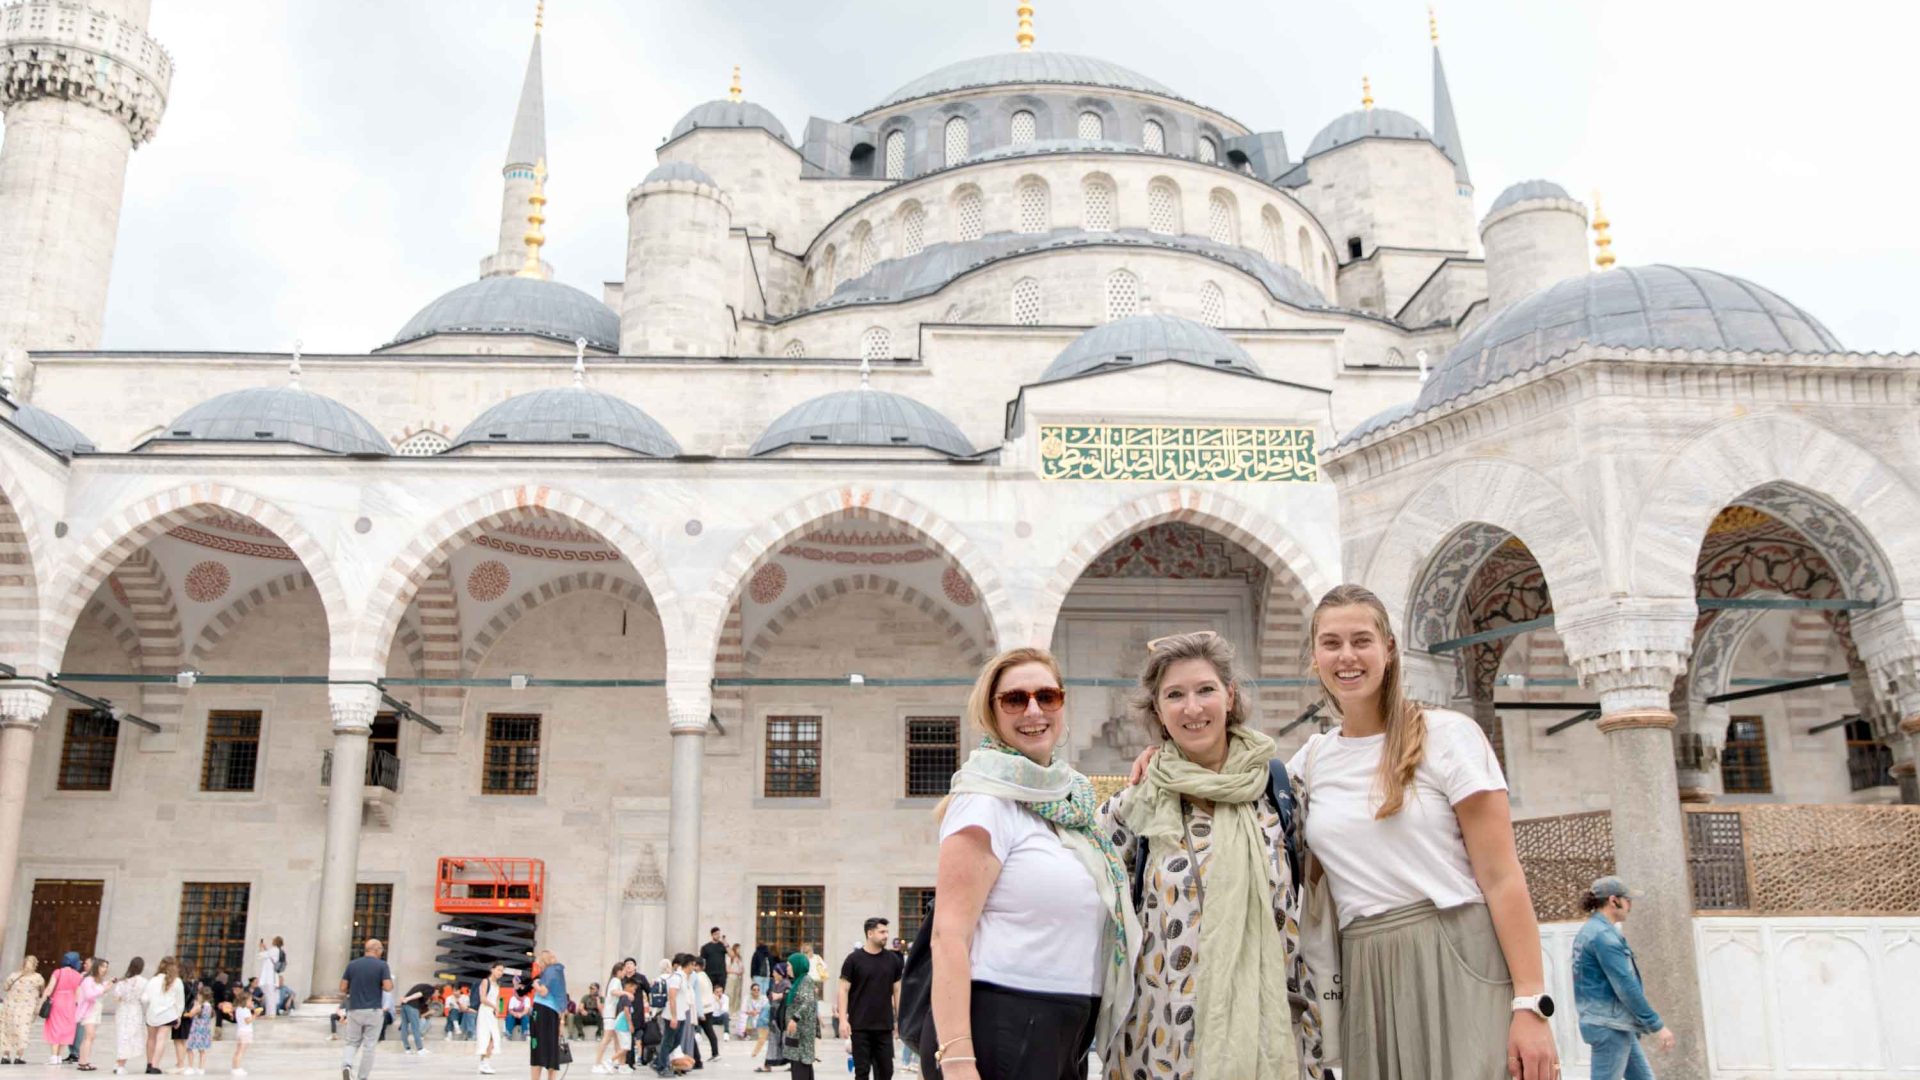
[0,0,171,363]
[480,1,551,279]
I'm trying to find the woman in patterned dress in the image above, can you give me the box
[112,957,148,1075]
[1104,632,1320,1080]
[779,954,818,1080]
[0,955,43,1064]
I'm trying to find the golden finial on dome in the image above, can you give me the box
[1362,75,1374,110]
[1016,2,1035,51]
[1591,190,1616,269]
[1428,4,1439,43]
[517,158,548,279]
[534,0,545,32]
[729,65,742,103]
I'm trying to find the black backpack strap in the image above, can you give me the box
[1130,838,1150,910]
[1267,758,1302,902]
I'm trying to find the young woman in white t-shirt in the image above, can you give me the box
[1295,584,1557,1080]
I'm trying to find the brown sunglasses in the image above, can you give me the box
[994,687,1067,713]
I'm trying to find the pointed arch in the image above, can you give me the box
[0,482,43,672]
[742,573,989,671]
[462,569,658,673]
[187,569,315,665]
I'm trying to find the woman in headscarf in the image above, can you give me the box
[0,955,42,1064]
[780,953,817,1080]
[930,647,1139,1080]
[40,952,85,1066]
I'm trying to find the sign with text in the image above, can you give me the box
[1038,423,1318,482]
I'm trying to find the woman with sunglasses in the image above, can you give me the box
[929,647,1139,1080]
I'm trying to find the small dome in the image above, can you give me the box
[1488,179,1572,214]
[750,388,973,457]
[876,52,1179,110]
[642,161,717,187]
[389,276,619,352]
[6,402,95,454]
[1304,108,1433,159]
[452,386,680,457]
[152,386,389,455]
[1425,265,1843,411]
[1040,314,1261,383]
[669,99,791,144]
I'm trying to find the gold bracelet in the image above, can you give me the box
[937,1035,973,1052]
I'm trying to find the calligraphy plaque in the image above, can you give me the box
[1037,424,1317,482]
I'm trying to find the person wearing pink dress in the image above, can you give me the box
[40,953,85,1065]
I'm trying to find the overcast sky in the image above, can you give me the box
[100,0,1918,354]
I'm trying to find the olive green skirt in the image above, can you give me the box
[1339,900,1513,1080]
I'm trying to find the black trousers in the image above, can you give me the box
[849,1028,894,1080]
[967,982,1098,1080]
[698,1015,719,1056]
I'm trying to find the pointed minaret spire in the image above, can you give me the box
[483,2,551,278]
[1429,6,1471,189]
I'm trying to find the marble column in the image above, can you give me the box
[310,683,379,1000]
[1560,600,1708,1080]
[664,665,712,954]
[0,685,52,949]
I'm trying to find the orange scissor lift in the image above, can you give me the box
[433,857,545,985]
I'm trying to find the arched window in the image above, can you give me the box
[395,430,449,456]
[898,202,927,256]
[1010,110,1036,145]
[1296,227,1312,274]
[861,326,891,362]
[1142,119,1165,153]
[1262,207,1286,264]
[1198,281,1225,328]
[1081,175,1114,232]
[820,245,838,294]
[1077,111,1104,140]
[1197,136,1217,164]
[884,131,907,180]
[782,340,806,358]
[943,116,969,166]
[1016,177,1050,234]
[1011,278,1042,325]
[852,222,877,277]
[1207,191,1237,245]
[1147,179,1179,235]
[953,186,984,242]
[1105,270,1139,322]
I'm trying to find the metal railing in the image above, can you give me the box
[320,747,402,792]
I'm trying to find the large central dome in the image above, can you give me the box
[874,51,1178,111]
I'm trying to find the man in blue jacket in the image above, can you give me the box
[1572,876,1676,1079]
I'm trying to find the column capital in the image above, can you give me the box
[1401,649,1458,707]
[327,683,381,734]
[665,653,714,735]
[0,1,171,143]
[1554,597,1695,714]
[0,684,54,731]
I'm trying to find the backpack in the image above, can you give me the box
[897,902,938,1066]
[273,949,287,975]
[647,978,669,1013]
[1131,758,1298,909]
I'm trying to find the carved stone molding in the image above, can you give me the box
[328,683,382,734]
[0,2,171,143]
[623,843,666,903]
[0,684,52,730]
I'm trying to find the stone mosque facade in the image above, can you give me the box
[0,2,1916,1076]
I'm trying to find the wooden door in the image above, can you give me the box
[24,880,102,962]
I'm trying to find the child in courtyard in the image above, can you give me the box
[181,988,214,1075]
[222,988,260,1076]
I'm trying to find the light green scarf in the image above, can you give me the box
[1126,726,1297,1079]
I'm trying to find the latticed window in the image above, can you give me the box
[1016,179,1049,234]
[897,886,937,944]
[1198,281,1225,327]
[1721,716,1773,794]
[1197,136,1217,164]
[176,882,249,978]
[483,713,541,795]
[783,340,805,358]
[1077,110,1103,140]
[954,188,984,242]
[1082,177,1114,232]
[1147,181,1179,235]
[1263,208,1286,264]
[1106,270,1139,322]
[58,708,117,791]
[899,203,926,256]
[765,715,822,797]
[395,430,449,456]
[884,131,906,180]
[905,716,961,796]
[860,326,892,362]
[1208,192,1236,245]
[1010,279,1042,326]
[1685,811,1749,910]
[853,224,877,277]
[353,883,393,946]
[1010,110,1035,145]
[200,710,260,792]
[755,885,824,959]
[943,116,968,164]
[1142,119,1165,153]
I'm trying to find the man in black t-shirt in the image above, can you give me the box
[699,928,729,991]
[837,918,904,1080]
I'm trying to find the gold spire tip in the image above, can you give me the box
[1428,5,1439,43]
[729,65,742,103]
[534,0,545,31]
[1591,190,1616,270]
[1016,1,1035,51]
[1361,75,1374,110]
[518,158,548,279]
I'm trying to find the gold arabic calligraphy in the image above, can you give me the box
[1038,424,1317,482]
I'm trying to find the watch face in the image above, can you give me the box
[1538,995,1555,1018]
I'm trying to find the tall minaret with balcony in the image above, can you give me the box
[0,0,171,364]
[481,1,552,279]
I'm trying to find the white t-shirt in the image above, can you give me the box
[1287,708,1507,928]
[665,972,696,1022]
[938,793,1107,996]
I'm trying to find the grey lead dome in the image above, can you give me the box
[670,99,791,145]
[7,402,95,455]
[1488,179,1573,214]
[152,386,390,455]
[875,51,1178,110]
[1041,314,1261,383]
[643,161,717,187]
[390,276,620,352]
[1304,108,1435,159]
[751,388,973,457]
[453,386,681,457]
